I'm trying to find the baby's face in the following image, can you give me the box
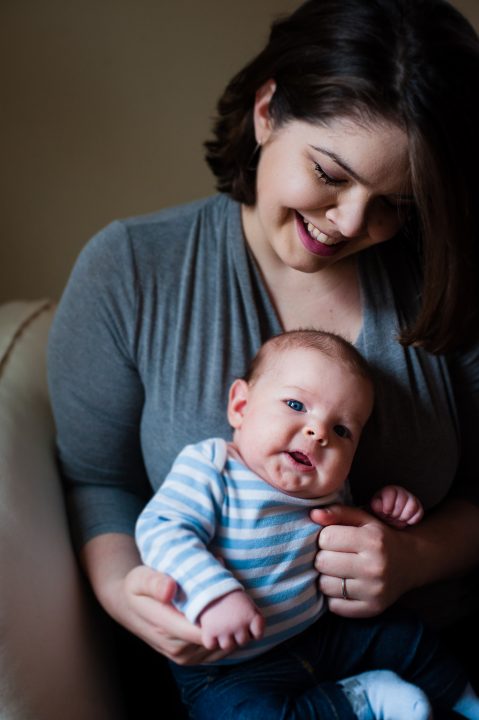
[228,347,373,499]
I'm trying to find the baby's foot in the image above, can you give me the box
[453,682,479,719]
[338,669,431,720]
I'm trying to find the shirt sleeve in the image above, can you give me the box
[47,221,151,548]
[448,338,479,504]
[135,441,243,623]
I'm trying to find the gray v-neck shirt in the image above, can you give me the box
[47,194,479,553]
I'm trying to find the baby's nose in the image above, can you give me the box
[302,424,328,447]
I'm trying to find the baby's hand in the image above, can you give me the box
[370,485,424,529]
[199,590,265,651]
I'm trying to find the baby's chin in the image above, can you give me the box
[263,468,321,499]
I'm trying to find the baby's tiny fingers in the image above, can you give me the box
[234,628,250,646]
[406,505,424,525]
[398,495,424,525]
[218,633,237,651]
[201,632,219,651]
[251,614,265,639]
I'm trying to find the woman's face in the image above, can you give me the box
[242,84,412,274]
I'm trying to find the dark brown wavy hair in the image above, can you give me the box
[204,0,479,353]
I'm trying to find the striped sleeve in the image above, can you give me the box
[135,439,243,622]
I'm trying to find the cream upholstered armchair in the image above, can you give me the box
[0,300,122,720]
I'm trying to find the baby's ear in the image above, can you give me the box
[227,379,249,428]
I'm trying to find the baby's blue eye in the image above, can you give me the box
[286,399,305,412]
[334,425,350,439]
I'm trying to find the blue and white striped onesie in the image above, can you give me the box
[135,437,342,663]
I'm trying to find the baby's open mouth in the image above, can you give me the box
[287,451,312,467]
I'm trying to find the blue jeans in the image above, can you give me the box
[170,610,468,719]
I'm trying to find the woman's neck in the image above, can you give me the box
[241,206,362,341]
[271,261,362,341]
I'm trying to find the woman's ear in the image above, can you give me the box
[253,79,277,146]
[227,379,249,429]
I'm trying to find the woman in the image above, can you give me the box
[48,0,479,714]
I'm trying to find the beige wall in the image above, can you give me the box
[1,0,478,303]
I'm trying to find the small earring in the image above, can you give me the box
[247,142,261,170]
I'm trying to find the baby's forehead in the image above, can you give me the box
[253,345,373,394]
[256,345,332,374]
[251,349,324,391]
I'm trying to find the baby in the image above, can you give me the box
[136,329,478,720]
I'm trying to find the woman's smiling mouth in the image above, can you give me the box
[294,211,346,257]
[303,217,341,246]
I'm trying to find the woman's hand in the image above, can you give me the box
[115,565,216,664]
[311,504,414,618]
[313,498,479,620]
[81,533,228,665]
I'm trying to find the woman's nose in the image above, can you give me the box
[302,424,328,447]
[325,194,368,238]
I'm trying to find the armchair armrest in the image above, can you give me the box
[0,301,121,720]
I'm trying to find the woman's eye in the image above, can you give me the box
[286,399,305,412]
[334,424,351,439]
[313,162,343,187]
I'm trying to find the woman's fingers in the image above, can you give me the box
[312,507,402,616]
[317,523,365,554]
[319,572,387,618]
[127,564,177,603]
[317,510,389,561]
[315,548,358,578]
[130,595,227,664]
[125,565,201,643]
[326,596,375,618]
[134,592,203,644]
[118,565,224,664]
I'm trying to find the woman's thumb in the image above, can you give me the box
[310,503,371,528]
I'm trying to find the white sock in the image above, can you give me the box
[453,682,479,720]
[338,669,432,720]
